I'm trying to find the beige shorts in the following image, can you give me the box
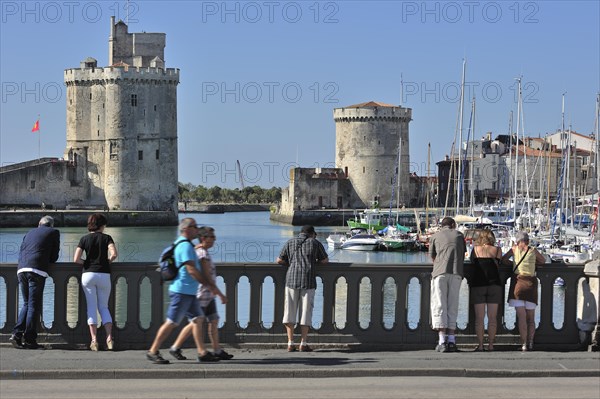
[283,287,315,326]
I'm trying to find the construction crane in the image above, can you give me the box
[237,160,245,189]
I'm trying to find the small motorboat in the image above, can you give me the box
[341,234,382,251]
[326,233,347,249]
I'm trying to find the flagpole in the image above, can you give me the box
[37,115,41,161]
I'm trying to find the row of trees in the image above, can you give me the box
[178,183,281,204]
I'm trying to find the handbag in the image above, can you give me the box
[507,246,530,302]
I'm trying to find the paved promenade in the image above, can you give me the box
[1,345,598,380]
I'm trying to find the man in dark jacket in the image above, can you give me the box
[10,216,60,349]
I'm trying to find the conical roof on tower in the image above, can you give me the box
[344,101,398,108]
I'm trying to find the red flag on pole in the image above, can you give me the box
[31,119,40,132]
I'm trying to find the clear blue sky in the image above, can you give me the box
[1,0,598,189]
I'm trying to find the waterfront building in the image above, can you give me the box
[437,133,506,206]
[0,18,179,218]
[437,132,592,209]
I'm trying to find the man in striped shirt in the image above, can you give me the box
[277,225,328,352]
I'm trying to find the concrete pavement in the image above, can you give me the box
[3,376,600,399]
[1,345,598,380]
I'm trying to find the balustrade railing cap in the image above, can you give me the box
[583,259,600,277]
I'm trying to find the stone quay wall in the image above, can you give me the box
[0,210,177,228]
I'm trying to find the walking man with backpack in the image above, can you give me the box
[146,218,220,364]
[168,226,233,361]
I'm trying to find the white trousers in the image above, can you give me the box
[430,274,463,330]
[81,272,112,326]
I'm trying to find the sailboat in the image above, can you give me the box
[538,94,595,263]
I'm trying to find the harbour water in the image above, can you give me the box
[0,212,563,331]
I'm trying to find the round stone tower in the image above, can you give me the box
[334,101,412,208]
[63,18,180,212]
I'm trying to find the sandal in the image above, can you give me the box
[90,341,98,351]
[106,339,114,351]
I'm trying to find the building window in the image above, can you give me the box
[97,130,100,136]
[30,180,35,189]
[89,93,92,100]
[131,94,138,106]
[363,166,365,173]
[97,115,100,122]
[138,150,143,160]
[154,105,157,111]
[156,149,160,159]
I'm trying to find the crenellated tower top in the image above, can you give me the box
[333,101,412,122]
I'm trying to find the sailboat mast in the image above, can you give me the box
[572,136,577,228]
[561,93,567,221]
[507,111,513,209]
[545,135,551,230]
[518,77,531,227]
[469,97,476,213]
[593,93,600,237]
[443,141,456,217]
[552,93,568,240]
[396,138,402,223]
[596,93,600,197]
[426,143,431,228]
[513,78,520,222]
[456,59,466,215]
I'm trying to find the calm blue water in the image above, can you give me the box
[0,211,429,264]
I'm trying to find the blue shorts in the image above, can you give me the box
[166,292,204,325]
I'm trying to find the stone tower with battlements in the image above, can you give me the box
[63,17,179,211]
[334,102,412,209]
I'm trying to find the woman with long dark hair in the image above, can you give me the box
[74,213,118,351]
